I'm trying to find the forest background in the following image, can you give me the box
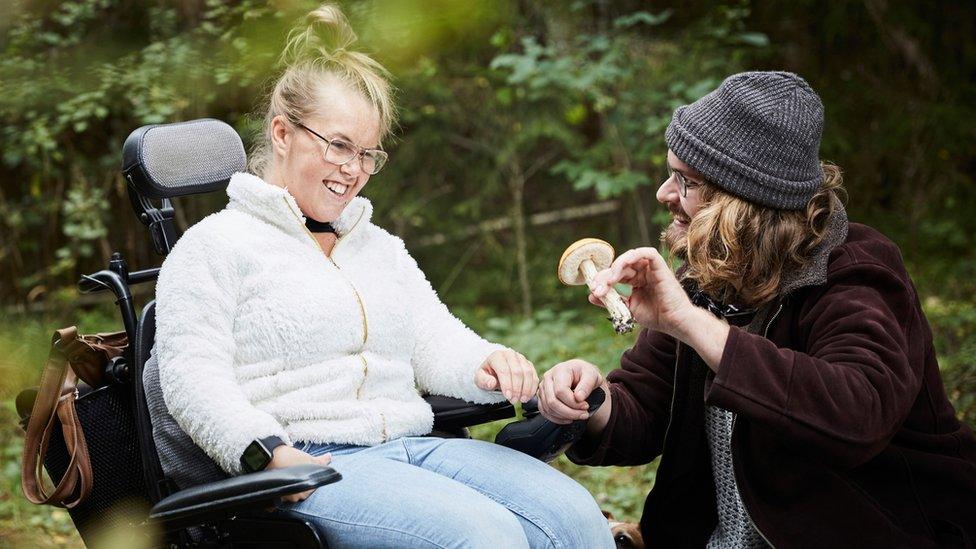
[1,0,974,546]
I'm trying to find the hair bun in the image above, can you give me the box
[281,3,358,66]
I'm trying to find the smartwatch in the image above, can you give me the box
[240,435,286,473]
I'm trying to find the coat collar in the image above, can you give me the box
[740,195,850,335]
[778,194,849,296]
[226,172,373,243]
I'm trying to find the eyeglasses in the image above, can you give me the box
[297,123,389,175]
[667,166,701,198]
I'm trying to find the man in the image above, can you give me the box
[538,71,976,548]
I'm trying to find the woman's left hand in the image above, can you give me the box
[475,349,539,404]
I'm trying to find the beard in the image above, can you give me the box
[662,204,690,261]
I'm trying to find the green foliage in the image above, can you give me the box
[1,0,975,544]
[477,307,635,369]
[925,297,976,424]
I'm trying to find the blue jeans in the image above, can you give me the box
[277,436,615,549]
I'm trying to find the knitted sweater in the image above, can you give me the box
[155,172,506,474]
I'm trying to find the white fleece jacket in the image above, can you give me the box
[155,172,506,474]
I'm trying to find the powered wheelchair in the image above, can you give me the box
[18,118,604,547]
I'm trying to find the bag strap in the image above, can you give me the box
[21,327,94,508]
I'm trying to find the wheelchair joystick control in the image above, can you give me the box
[495,387,606,463]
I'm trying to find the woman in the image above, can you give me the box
[154,4,614,548]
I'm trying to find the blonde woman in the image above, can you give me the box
[153,4,614,548]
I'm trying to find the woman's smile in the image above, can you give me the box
[324,180,350,197]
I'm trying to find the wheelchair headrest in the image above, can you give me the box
[122,119,246,200]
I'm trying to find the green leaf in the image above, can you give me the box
[735,32,769,47]
[613,9,673,29]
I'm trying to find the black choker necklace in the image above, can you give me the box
[305,217,336,234]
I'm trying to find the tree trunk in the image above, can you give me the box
[509,160,533,318]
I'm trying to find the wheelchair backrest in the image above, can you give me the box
[123,118,245,200]
[122,118,246,256]
[137,302,229,496]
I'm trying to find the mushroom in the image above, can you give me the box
[558,238,634,334]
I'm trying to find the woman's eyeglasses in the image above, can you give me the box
[298,123,389,175]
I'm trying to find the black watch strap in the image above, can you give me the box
[259,435,286,451]
[240,435,286,473]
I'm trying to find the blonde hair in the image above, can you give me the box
[674,162,846,308]
[248,4,396,178]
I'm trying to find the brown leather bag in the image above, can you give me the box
[21,326,128,508]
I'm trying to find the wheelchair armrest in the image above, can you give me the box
[426,394,516,432]
[494,387,606,462]
[148,464,341,531]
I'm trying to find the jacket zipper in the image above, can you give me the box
[355,355,368,399]
[328,255,369,345]
[286,196,369,346]
[285,198,382,439]
[731,300,785,548]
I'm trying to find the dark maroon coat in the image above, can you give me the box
[568,222,976,548]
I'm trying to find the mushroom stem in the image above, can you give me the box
[579,259,634,334]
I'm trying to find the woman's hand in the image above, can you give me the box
[537,359,610,430]
[475,349,539,404]
[267,445,333,503]
[589,247,695,339]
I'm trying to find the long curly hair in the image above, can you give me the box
[668,162,846,308]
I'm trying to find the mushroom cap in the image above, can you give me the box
[557,238,615,285]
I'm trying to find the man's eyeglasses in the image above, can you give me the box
[298,123,389,175]
[667,166,701,198]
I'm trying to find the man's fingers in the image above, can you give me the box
[589,263,643,299]
[551,366,576,404]
[573,369,603,402]
[589,270,617,297]
[549,369,588,420]
[542,375,573,424]
[613,248,664,281]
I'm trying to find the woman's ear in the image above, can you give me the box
[270,115,292,158]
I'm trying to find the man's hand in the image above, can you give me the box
[538,359,611,436]
[590,246,731,372]
[267,445,333,503]
[588,247,695,339]
[475,349,539,404]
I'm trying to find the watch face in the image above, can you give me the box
[242,440,270,472]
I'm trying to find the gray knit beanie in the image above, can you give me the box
[665,71,825,210]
